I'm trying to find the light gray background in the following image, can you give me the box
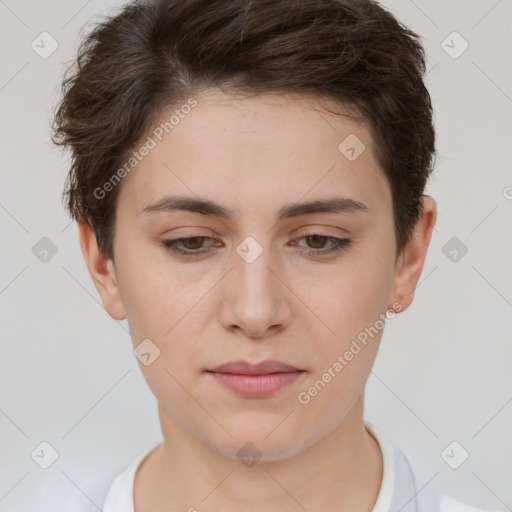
[0,0,511,510]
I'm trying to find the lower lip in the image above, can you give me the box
[208,371,304,398]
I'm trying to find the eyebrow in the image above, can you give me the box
[141,195,369,222]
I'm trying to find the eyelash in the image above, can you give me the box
[160,234,351,258]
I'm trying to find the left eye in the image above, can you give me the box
[293,234,351,256]
[160,234,351,257]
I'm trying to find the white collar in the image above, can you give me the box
[102,420,410,511]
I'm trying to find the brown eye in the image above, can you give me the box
[293,234,352,257]
[305,235,329,249]
[161,236,219,256]
[181,237,206,250]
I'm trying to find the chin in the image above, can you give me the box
[200,416,311,463]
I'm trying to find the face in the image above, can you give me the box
[80,88,436,461]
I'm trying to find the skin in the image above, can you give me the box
[78,88,437,511]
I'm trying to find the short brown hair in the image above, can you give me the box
[52,0,436,262]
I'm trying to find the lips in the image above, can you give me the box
[206,360,305,398]
[208,360,301,375]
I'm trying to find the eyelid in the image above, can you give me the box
[292,223,351,237]
[160,232,352,258]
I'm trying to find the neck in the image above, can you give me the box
[135,395,382,511]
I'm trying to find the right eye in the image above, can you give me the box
[160,236,220,257]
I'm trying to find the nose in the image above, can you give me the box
[218,243,292,340]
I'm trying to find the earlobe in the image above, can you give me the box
[78,220,127,320]
[388,196,437,313]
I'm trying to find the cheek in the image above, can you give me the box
[114,243,198,340]
[296,254,394,347]
[294,269,389,426]
[117,274,168,342]
[116,255,219,387]
[291,248,395,409]
[295,349,375,445]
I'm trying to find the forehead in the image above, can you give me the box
[117,88,390,221]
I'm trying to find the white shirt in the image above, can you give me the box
[61,422,498,512]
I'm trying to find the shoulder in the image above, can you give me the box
[365,422,500,512]
[102,444,159,510]
[59,447,151,511]
[59,446,156,511]
[59,468,120,511]
[439,495,502,512]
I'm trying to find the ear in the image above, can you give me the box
[388,196,437,313]
[78,220,127,320]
